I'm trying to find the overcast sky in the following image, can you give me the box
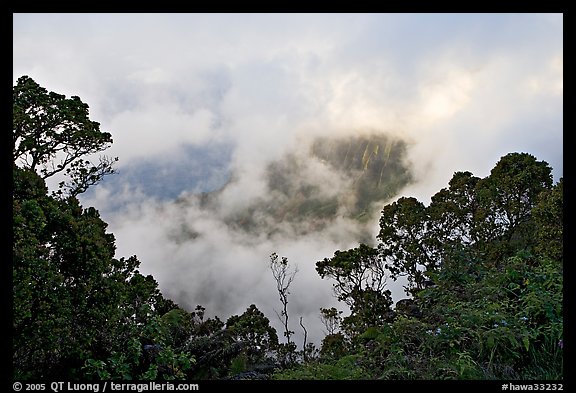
[13,13,563,345]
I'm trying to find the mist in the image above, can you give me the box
[13,13,563,347]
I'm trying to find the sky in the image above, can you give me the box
[13,13,563,346]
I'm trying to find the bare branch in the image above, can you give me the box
[269,253,298,345]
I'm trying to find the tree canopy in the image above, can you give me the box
[304,152,562,380]
[13,75,117,197]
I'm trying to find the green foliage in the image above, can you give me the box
[13,76,117,197]
[378,197,434,293]
[378,153,555,295]
[13,165,201,381]
[82,340,195,380]
[357,248,561,380]
[316,244,388,306]
[273,355,371,380]
[344,288,394,335]
[226,304,279,365]
[82,359,111,380]
[319,307,343,335]
[532,178,563,262]
[229,353,248,375]
[319,333,349,360]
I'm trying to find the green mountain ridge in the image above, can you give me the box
[186,133,413,238]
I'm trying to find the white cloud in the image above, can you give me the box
[108,105,215,161]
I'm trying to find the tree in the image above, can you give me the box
[13,167,161,378]
[316,244,394,337]
[269,253,298,345]
[341,288,394,335]
[474,152,553,260]
[532,178,563,263]
[226,304,279,366]
[12,79,184,380]
[479,152,553,235]
[13,75,117,197]
[320,307,343,336]
[299,316,311,362]
[316,243,388,306]
[366,153,561,379]
[378,153,555,295]
[427,171,482,248]
[378,198,436,294]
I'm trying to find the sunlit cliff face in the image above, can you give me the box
[181,132,413,243]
